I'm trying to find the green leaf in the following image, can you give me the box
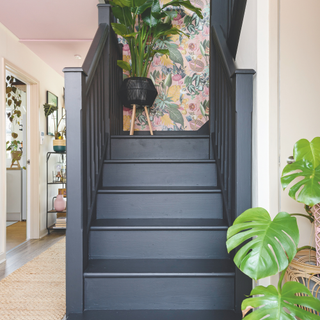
[200,103,206,117]
[164,74,172,87]
[167,106,184,126]
[142,7,158,27]
[281,137,320,206]
[117,60,131,71]
[111,23,128,36]
[136,0,152,14]
[242,283,320,320]
[168,47,184,66]
[200,43,205,56]
[162,0,203,19]
[226,208,299,280]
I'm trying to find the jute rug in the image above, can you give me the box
[0,238,66,320]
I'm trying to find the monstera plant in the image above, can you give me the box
[227,138,320,319]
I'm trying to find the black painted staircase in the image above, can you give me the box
[68,135,239,320]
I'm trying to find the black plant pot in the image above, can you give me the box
[119,77,158,108]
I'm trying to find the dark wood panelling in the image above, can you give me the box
[103,161,217,187]
[68,310,240,320]
[89,229,228,259]
[85,277,234,310]
[111,136,209,160]
[96,190,223,219]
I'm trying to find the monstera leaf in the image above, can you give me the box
[242,282,320,320]
[226,208,299,280]
[281,137,320,206]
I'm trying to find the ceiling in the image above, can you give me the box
[0,0,103,76]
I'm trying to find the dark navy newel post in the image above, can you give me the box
[64,68,87,315]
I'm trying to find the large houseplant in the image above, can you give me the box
[226,137,320,319]
[110,0,203,134]
[110,0,203,77]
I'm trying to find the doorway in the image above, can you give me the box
[5,72,27,251]
[0,59,40,263]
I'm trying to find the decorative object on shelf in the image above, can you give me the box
[58,188,67,198]
[54,195,66,212]
[119,77,158,135]
[226,137,320,319]
[52,156,66,183]
[110,0,203,135]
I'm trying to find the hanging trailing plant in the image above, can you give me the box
[6,75,22,127]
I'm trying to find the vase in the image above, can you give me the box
[53,139,66,152]
[54,194,66,212]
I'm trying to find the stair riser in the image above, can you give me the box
[96,192,223,219]
[111,138,209,160]
[89,230,228,259]
[103,163,217,187]
[84,277,234,310]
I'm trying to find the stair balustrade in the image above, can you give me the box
[210,22,255,315]
[63,4,122,315]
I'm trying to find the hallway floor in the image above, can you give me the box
[6,221,26,252]
[0,231,65,281]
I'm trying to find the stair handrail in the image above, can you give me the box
[63,4,122,316]
[227,0,247,58]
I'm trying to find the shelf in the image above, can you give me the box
[48,209,67,213]
[48,224,66,230]
[48,182,66,185]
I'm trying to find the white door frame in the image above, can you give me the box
[0,59,40,263]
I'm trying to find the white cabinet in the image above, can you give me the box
[6,169,22,221]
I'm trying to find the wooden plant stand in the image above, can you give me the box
[130,105,153,136]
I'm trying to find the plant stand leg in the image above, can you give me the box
[130,104,136,136]
[144,106,153,136]
[313,203,320,265]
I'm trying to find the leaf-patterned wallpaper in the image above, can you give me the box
[122,0,210,131]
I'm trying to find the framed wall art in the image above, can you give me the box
[46,91,58,136]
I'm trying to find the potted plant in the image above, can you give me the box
[226,137,320,319]
[110,0,203,134]
[44,103,66,152]
[6,139,22,168]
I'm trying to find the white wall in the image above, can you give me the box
[235,0,320,286]
[0,22,64,262]
[279,0,320,247]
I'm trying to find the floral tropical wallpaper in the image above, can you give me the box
[122,0,210,131]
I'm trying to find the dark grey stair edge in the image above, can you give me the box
[98,188,222,194]
[67,309,240,320]
[111,135,210,139]
[104,159,216,164]
[84,272,235,278]
[90,226,228,231]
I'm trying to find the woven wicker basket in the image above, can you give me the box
[285,249,320,315]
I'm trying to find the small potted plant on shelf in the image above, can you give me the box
[110,0,203,135]
[226,137,320,319]
[44,103,66,152]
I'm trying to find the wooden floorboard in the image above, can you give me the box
[6,221,26,252]
[0,232,65,281]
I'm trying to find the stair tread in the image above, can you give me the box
[91,218,228,230]
[84,258,234,276]
[68,310,240,320]
[104,159,216,163]
[99,186,221,192]
[111,135,210,139]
